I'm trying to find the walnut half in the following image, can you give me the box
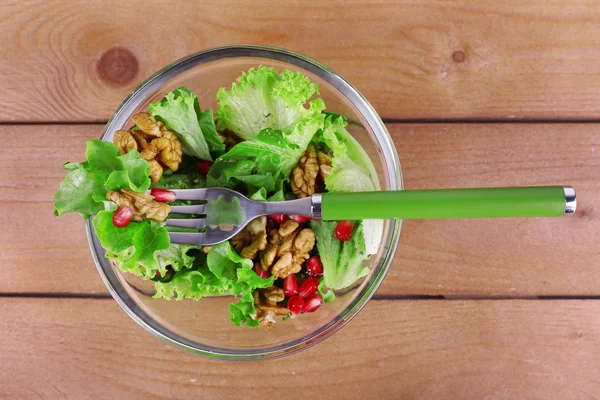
[114,130,138,154]
[106,189,170,222]
[260,220,316,279]
[132,112,163,138]
[231,217,268,260]
[113,112,183,182]
[254,287,290,330]
[317,150,332,181]
[291,146,319,198]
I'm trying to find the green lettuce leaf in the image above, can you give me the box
[318,115,379,192]
[198,108,224,157]
[156,171,206,189]
[311,220,370,290]
[92,210,195,279]
[207,101,325,197]
[154,241,273,327]
[318,278,336,303]
[54,140,151,218]
[155,244,198,272]
[249,187,286,202]
[316,115,384,255]
[216,67,320,140]
[54,167,106,218]
[149,87,225,161]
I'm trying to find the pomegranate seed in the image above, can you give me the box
[302,294,323,313]
[283,275,299,297]
[112,206,133,228]
[287,296,304,315]
[196,160,214,174]
[306,256,323,277]
[270,214,288,224]
[289,215,311,224]
[298,277,319,298]
[150,188,176,203]
[253,262,270,279]
[334,220,355,241]
[266,218,277,231]
[155,271,161,277]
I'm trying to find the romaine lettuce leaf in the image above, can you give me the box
[316,115,383,255]
[54,140,151,218]
[216,67,320,140]
[318,115,379,192]
[207,101,325,197]
[309,115,385,290]
[318,278,336,303]
[149,87,225,161]
[154,241,274,327]
[311,220,370,290]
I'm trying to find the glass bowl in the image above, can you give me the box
[87,45,402,360]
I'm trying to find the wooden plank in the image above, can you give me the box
[1,298,599,398]
[2,123,598,295]
[0,125,106,293]
[3,0,600,122]
[380,123,600,296]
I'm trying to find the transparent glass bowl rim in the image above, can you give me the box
[86,44,403,361]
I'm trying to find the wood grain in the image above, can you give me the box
[3,0,600,122]
[0,124,107,293]
[3,123,598,295]
[381,123,600,296]
[1,298,600,399]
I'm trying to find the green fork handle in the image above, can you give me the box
[319,186,576,220]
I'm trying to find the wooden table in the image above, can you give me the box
[2,1,600,398]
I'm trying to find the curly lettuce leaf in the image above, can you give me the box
[155,244,198,272]
[149,87,225,161]
[154,261,230,301]
[311,220,370,290]
[92,210,195,279]
[154,241,273,327]
[207,101,325,197]
[229,248,275,326]
[54,140,151,218]
[216,67,320,140]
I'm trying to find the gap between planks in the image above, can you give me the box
[3,293,600,300]
[6,119,600,126]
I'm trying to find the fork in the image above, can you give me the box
[164,185,576,246]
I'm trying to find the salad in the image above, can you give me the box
[54,67,382,329]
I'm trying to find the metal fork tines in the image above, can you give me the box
[162,187,320,246]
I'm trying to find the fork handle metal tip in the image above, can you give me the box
[319,186,576,220]
[563,186,577,214]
